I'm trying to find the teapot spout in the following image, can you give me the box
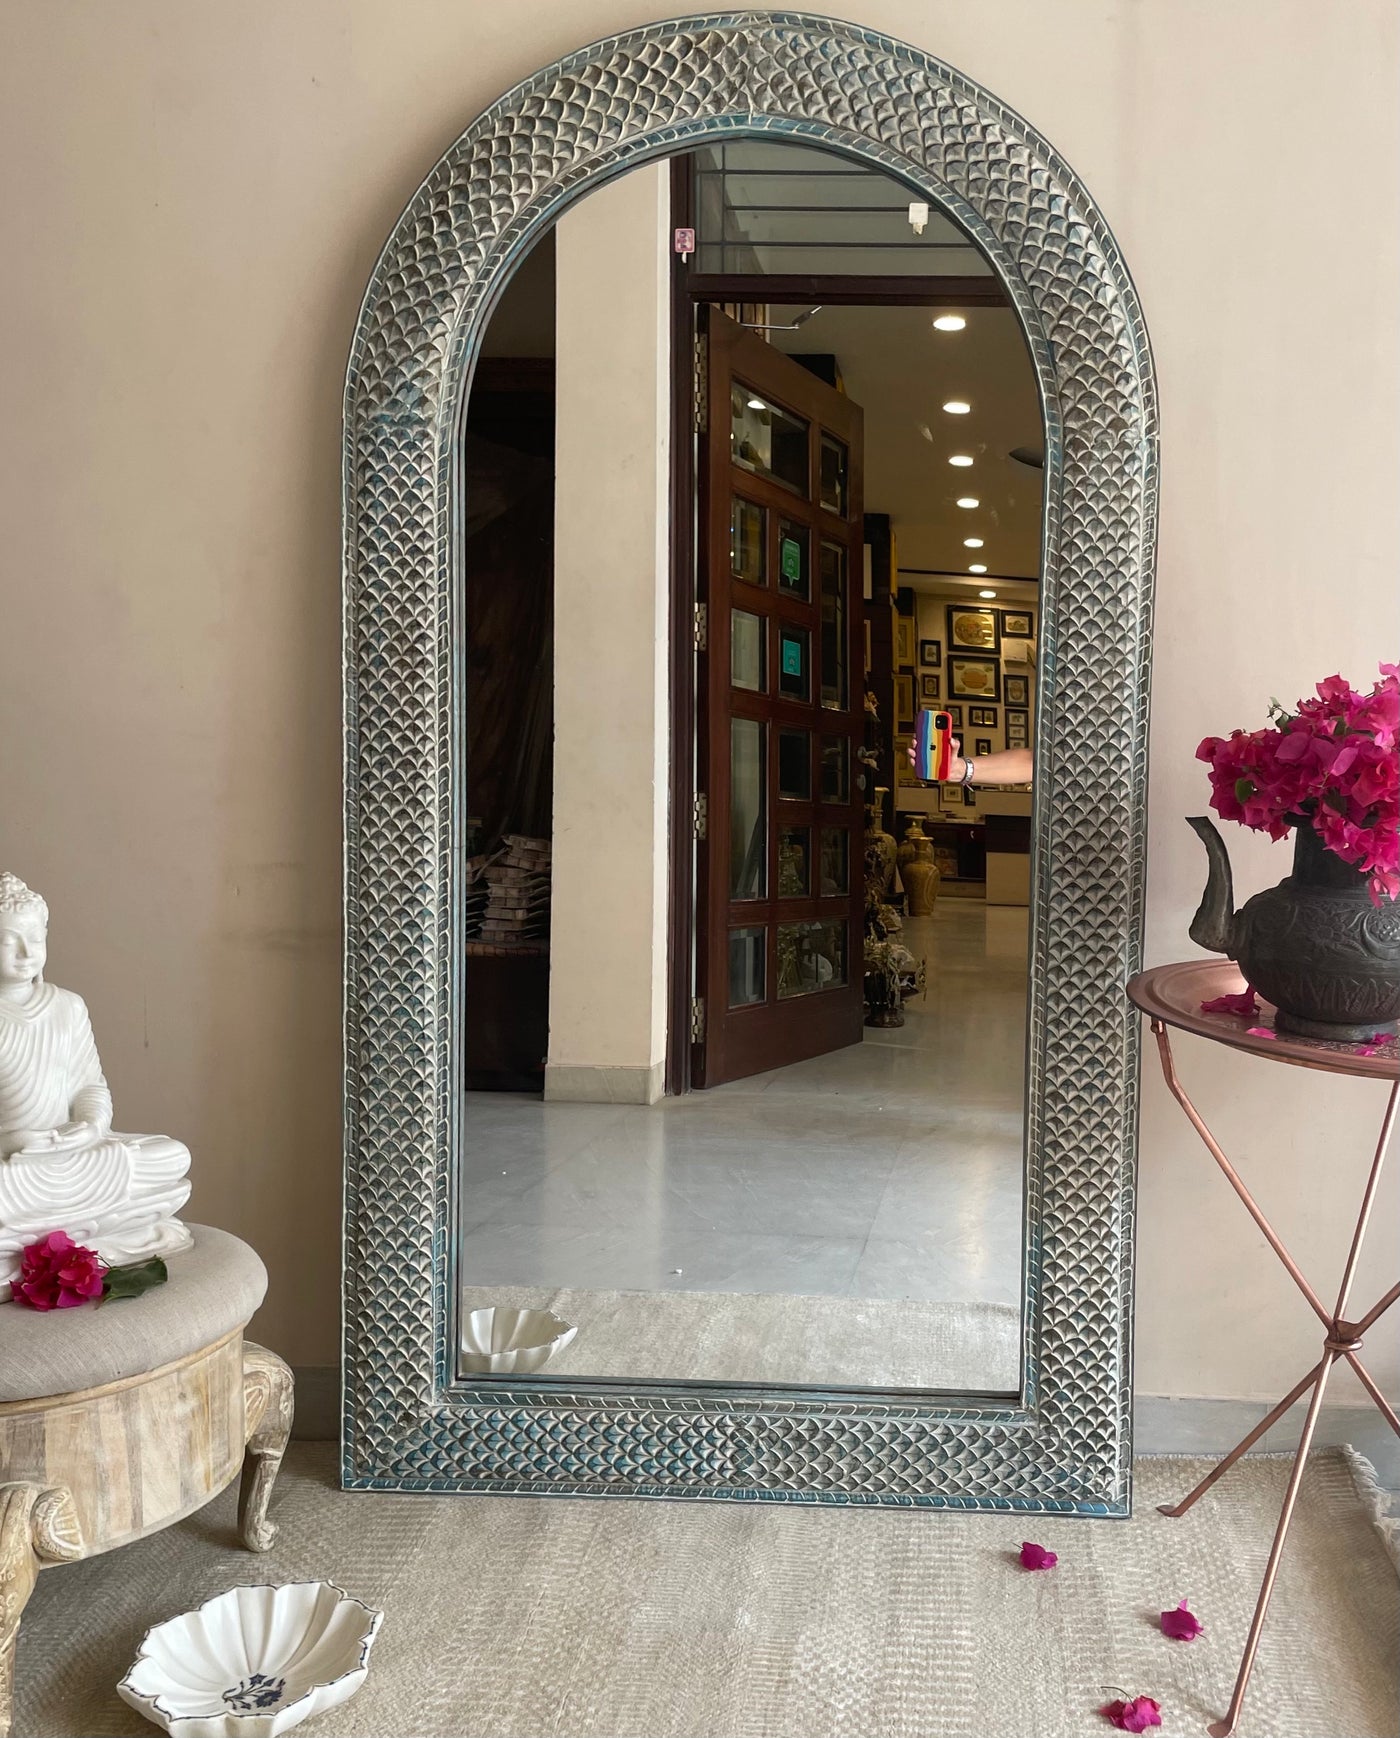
[1186,815,1240,956]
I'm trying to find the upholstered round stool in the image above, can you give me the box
[0,1225,293,1736]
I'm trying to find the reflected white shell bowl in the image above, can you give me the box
[460,1305,577,1372]
[117,1582,383,1737]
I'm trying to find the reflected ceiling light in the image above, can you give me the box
[746,397,765,410]
[969,564,988,574]
[956,496,979,509]
[978,588,997,598]
[963,537,984,548]
[932,314,966,331]
[942,400,971,415]
[948,454,974,467]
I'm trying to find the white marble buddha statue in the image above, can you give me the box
[0,873,192,1297]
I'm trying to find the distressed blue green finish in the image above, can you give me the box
[342,12,1157,1512]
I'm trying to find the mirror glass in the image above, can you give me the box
[458,141,1043,1395]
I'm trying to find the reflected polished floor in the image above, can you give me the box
[459,901,1027,1360]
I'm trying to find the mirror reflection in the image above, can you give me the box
[458,141,1042,1394]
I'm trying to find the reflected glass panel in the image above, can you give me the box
[731,383,809,495]
[819,827,849,895]
[819,539,847,709]
[728,926,766,1007]
[777,918,848,999]
[778,826,810,895]
[730,718,767,899]
[778,624,810,702]
[777,728,810,800]
[819,734,849,803]
[819,434,848,515]
[731,609,765,692]
[730,497,766,586]
[777,521,810,600]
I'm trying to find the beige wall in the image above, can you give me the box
[548,163,671,1103]
[2,1,1395,1399]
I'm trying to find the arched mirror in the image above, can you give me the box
[458,141,1043,1397]
[343,13,1155,1512]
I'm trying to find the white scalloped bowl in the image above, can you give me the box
[117,1581,382,1737]
[459,1305,576,1373]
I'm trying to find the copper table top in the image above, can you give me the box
[1126,960,1400,1082]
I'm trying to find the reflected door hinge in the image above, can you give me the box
[693,791,708,839]
[690,995,706,1043]
[693,331,708,434]
[693,601,708,651]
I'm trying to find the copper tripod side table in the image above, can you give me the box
[1127,960,1399,1738]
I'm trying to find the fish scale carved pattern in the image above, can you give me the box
[343,13,1156,1510]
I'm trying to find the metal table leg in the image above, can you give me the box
[1148,1020,1400,1738]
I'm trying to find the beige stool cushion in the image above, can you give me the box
[0,1225,267,1404]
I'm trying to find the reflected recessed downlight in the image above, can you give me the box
[969,564,988,574]
[956,496,979,509]
[963,537,984,548]
[933,314,966,331]
[746,397,765,410]
[978,588,997,599]
[948,455,974,468]
[942,400,971,415]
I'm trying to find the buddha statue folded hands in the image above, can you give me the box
[0,873,192,1297]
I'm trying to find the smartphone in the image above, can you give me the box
[915,708,955,781]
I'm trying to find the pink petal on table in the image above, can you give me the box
[1160,1599,1204,1640]
[1100,1698,1163,1732]
[1201,989,1260,1017]
[1019,1540,1058,1569]
[1245,1026,1278,1039]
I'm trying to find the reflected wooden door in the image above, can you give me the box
[694,306,866,1087]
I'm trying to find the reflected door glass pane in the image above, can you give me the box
[730,718,767,899]
[778,826,810,895]
[819,827,849,895]
[777,522,810,600]
[731,497,766,586]
[731,609,765,692]
[778,624,810,702]
[728,926,766,1007]
[777,728,810,800]
[819,434,848,515]
[819,735,849,803]
[777,918,848,998]
[819,540,848,710]
[731,384,809,495]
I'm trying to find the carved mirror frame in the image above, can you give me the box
[342,11,1156,1512]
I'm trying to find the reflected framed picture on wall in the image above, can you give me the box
[895,672,915,726]
[1004,673,1030,706]
[896,615,916,666]
[1005,705,1030,746]
[920,673,941,700]
[946,605,1000,653]
[945,704,964,730]
[963,785,978,807]
[919,638,941,666]
[948,655,1002,701]
[939,784,963,811]
[1000,609,1035,639]
[969,705,998,727]
[975,738,992,756]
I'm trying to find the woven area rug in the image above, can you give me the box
[458,1286,1022,1391]
[15,1446,1398,1738]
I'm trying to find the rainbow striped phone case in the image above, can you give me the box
[914,708,955,781]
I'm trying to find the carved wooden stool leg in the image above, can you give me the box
[238,1343,294,1553]
[0,1484,83,1738]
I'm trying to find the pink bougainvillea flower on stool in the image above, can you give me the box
[1160,1599,1204,1640]
[1100,1696,1163,1732]
[13,1230,107,1310]
[1018,1540,1058,1569]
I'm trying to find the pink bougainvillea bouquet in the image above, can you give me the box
[1196,664,1399,906]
